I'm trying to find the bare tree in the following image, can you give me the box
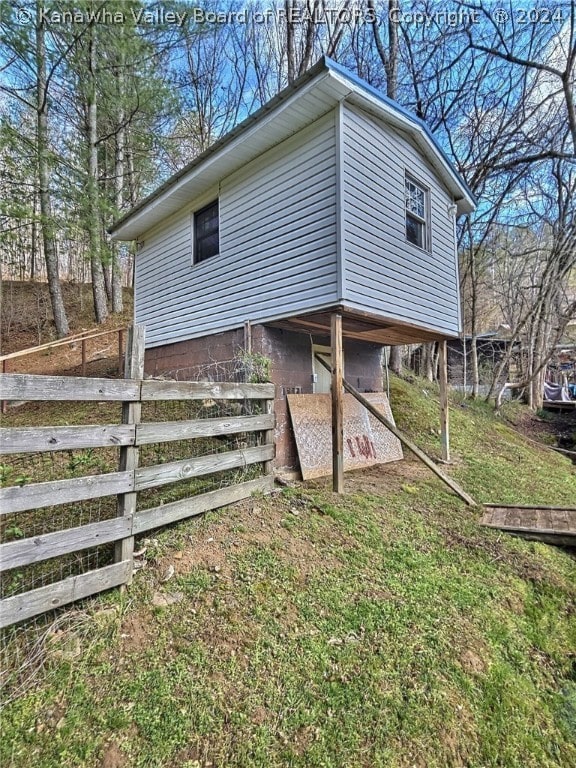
[489,159,576,409]
[84,18,108,324]
[459,2,576,405]
[0,2,73,337]
[392,3,576,402]
[463,0,576,152]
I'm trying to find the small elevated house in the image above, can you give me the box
[110,58,475,472]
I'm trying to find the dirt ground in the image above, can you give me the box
[119,458,433,654]
[1,281,133,377]
[118,453,572,670]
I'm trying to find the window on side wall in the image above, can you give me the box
[405,176,429,250]
[193,199,219,264]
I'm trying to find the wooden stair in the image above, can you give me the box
[480,505,576,547]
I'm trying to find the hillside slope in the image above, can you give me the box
[2,378,575,768]
[0,281,133,375]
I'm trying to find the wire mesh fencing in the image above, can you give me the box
[1,388,273,596]
[0,367,275,703]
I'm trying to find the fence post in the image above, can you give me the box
[116,324,145,583]
[439,340,450,463]
[331,312,344,493]
[263,391,275,476]
[118,328,124,375]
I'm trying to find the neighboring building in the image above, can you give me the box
[445,333,512,388]
[110,57,475,470]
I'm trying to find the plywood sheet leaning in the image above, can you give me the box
[287,393,403,480]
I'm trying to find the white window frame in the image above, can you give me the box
[405,175,430,251]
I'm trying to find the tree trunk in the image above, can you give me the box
[432,343,440,381]
[86,22,108,324]
[111,40,125,314]
[386,0,399,99]
[461,335,467,391]
[36,4,69,338]
[470,335,479,397]
[422,342,435,381]
[103,263,112,302]
[111,250,123,313]
[389,345,402,374]
[285,1,295,83]
[30,192,37,281]
[533,369,545,411]
[468,227,480,398]
[530,298,554,410]
[369,0,399,98]
[126,133,137,207]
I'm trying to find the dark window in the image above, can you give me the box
[405,177,427,249]
[194,200,219,263]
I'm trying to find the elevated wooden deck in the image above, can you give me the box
[542,400,576,411]
[481,505,576,547]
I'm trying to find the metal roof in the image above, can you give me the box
[110,57,476,241]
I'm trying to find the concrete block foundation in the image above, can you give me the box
[145,324,384,471]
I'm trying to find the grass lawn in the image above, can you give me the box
[1,377,575,767]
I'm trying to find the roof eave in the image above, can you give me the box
[110,60,334,241]
[111,56,476,240]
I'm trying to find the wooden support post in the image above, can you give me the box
[116,324,145,583]
[81,338,87,377]
[331,313,344,493]
[118,328,124,375]
[244,320,252,354]
[314,353,476,506]
[439,340,450,462]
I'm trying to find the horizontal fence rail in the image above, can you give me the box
[136,413,274,444]
[0,326,128,363]
[0,414,274,455]
[1,562,133,629]
[132,476,272,535]
[0,374,141,402]
[0,424,137,454]
[0,327,129,413]
[140,380,275,401]
[0,472,134,515]
[134,445,274,491]
[0,355,276,628]
[0,517,133,571]
[0,373,274,403]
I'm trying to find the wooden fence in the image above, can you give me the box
[1,326,128,413]
[0,329,275,628]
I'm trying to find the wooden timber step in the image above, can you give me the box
[480,505,576,547]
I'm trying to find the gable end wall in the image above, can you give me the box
[341,103,461,336]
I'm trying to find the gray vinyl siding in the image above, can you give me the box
[341,103,461,336]
[135,114,338,347]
